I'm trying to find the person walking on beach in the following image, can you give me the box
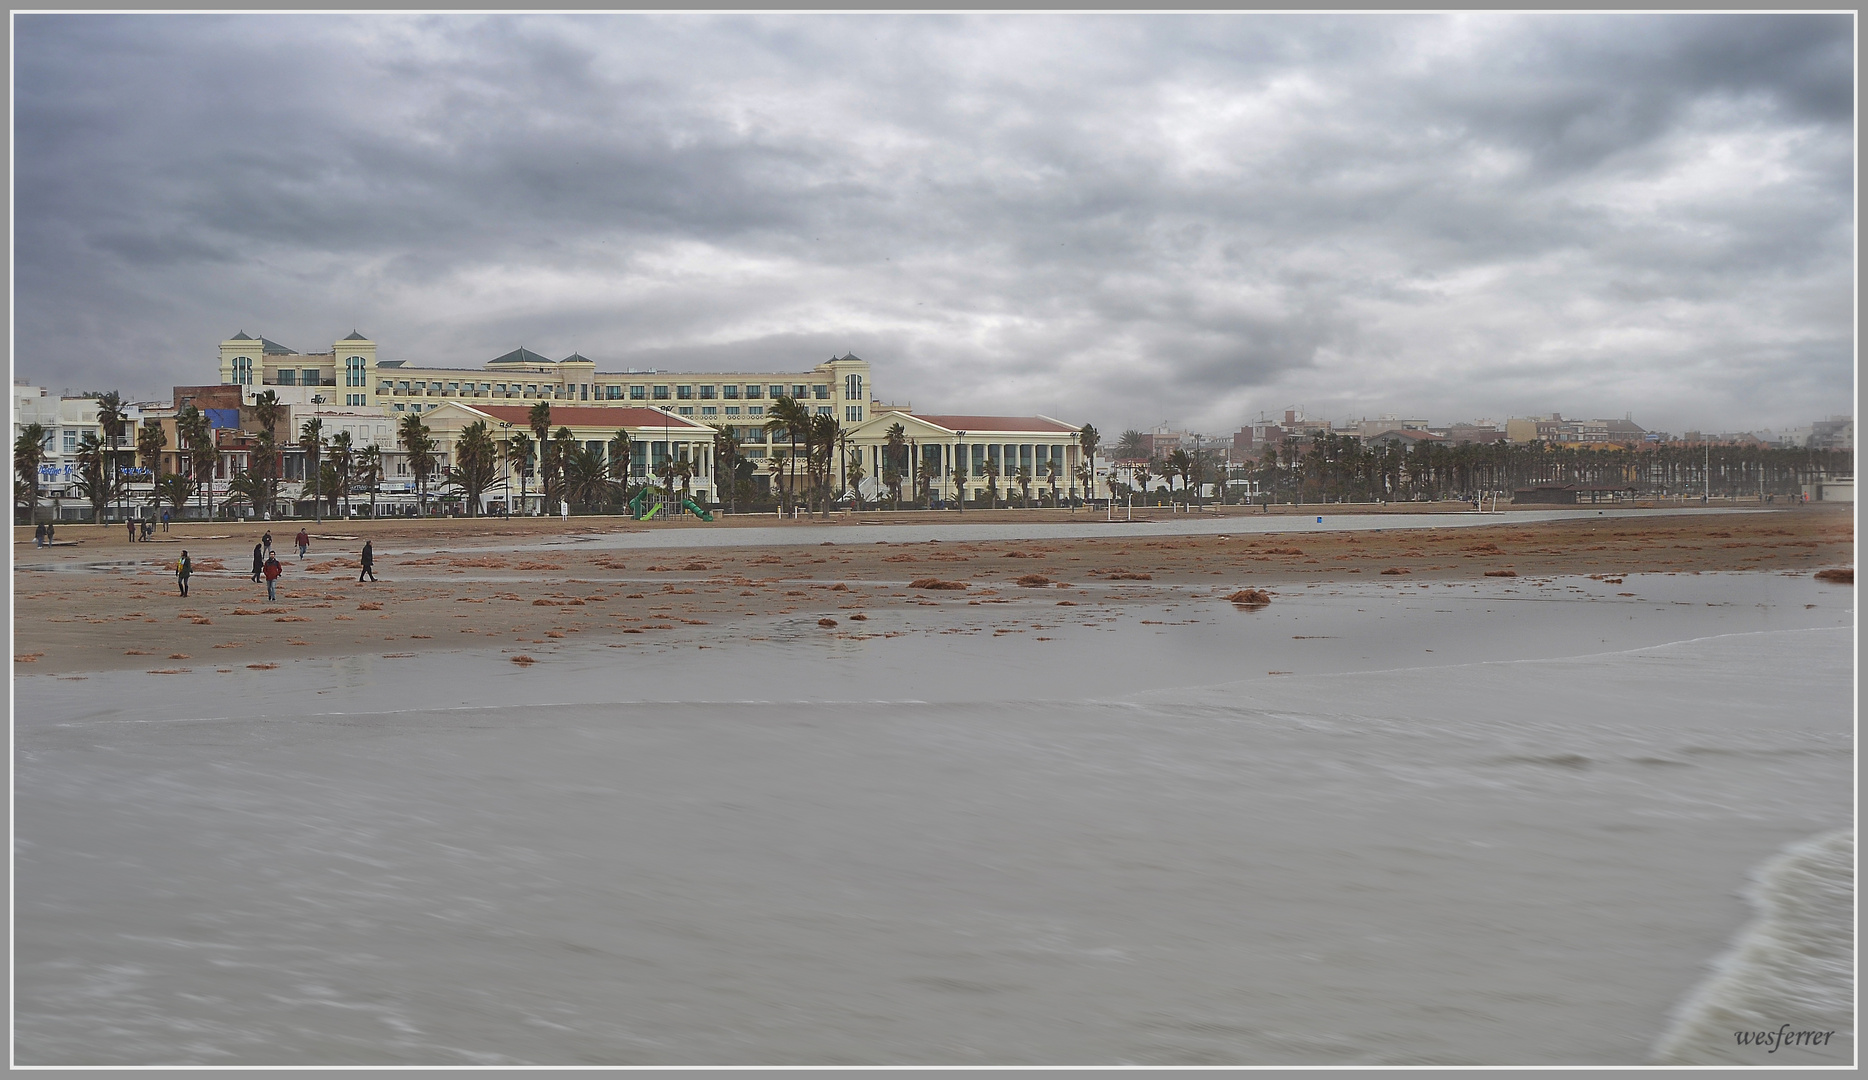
[127,518,137,543]
[358,540,376,583]
[263,553,282,601]
[252,542,265,583]
[177,550,193,597]
[262,530,273,559]
[295,528,310,559]
[33,522,44,548]
[160,509,170,532]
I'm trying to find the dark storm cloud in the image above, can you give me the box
[13,13,1853,433]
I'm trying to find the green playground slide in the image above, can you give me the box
[681,498,715,522]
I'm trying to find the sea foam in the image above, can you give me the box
[1653,828,1854,1065]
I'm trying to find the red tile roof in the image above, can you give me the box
[911,414,1080,435]
[463,404,712,430]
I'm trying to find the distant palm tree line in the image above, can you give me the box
[1110,431,1852,505]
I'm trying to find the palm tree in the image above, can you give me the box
[329,430,355,518]
[528,402,553,509]
[356,444,384,518]
[448,420,499,515]
[1115,429,1145,463]
[506,431,533,515]
[809,414,840,517]
[153,472,197,517]
[834,426,858,509]
[14,423,50,523]
[982,456,1001,509]
[223,470,265,516]
[397,413,436,514]
[95,391,129,522]
[765,456,787,511]
[673,455,696,505]
[73,432,115,523]
[1045,460,1060,507]
[765,397,812,513]
[881,422,907,508]
[654,454,689,513]
[1075,423,1100,509]
[844,447,866,510]
[251,389,283,442]
[249,431,281,519]
[561,442,614,512]
[549,427,575,512]
[707,425,738,514]
[1014,464,1032,507]
[299,417,325,521]
[299,461,342,518]
[952,455,969,509]
[914,456,934,510]
[608,427,634,486]
[136,418,167,479]
[176,405,217,521]
[1165,449,1192,505]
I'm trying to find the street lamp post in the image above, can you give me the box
[311,394,324,524]
[498,421,511,518]
[954,432,966,513]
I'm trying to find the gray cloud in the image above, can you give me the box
[14,13,1853,433]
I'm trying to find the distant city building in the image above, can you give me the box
[1438,422,1507,445]
[1504,413,1647,446]
[1807,416,1854,451]
[1363,427,1447,449]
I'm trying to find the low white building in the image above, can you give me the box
[12,383,155,516]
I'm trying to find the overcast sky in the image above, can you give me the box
[14,13,1855,435]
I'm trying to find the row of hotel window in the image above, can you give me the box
[373,381,833,401]
[387,403,861,423]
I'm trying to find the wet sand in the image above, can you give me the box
[12,503,1853,676]
[14,571,1854,1065]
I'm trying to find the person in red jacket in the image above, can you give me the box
[263,553,282,601]
[295,528,310,559]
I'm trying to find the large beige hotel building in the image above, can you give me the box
[214,331,1087,510]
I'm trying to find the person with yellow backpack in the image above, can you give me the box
[176,551,192,597]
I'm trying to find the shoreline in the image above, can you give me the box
[13,503,1852,677]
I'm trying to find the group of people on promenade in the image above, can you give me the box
[173,529,377,598]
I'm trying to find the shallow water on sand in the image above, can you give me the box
[14,574,1853,1065]
[488,506,1766,555]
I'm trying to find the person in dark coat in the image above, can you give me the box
[252,542,265,583]
[358,540,376,583]
[127,518,137,542]
[177,551,192,597]
[295,528,310,559]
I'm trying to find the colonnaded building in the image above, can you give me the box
[201,330,1089,513]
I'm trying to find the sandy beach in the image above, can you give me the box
[12,503,1853,676]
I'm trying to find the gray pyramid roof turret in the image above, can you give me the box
[487,347,555,366]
